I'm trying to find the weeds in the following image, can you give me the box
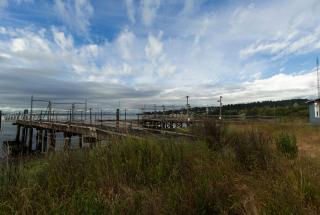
[0,124,319,214]
[193,119,226,150]
[230,130,273,171]
[276,132,298,158]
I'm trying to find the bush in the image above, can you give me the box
[276,133,298,159]
[193,119,226,150]
[230,130,273,171]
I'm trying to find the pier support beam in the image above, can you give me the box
[43,129,48,153]
[116,109,120,130]
[15,125,21,143]
[36,129,43,152]
[28,127,33,152]
[64,133,72,150]
[79,135,83,148]
[21,126,27,152]
[48,130,55,152]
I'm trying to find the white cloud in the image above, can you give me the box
[0,0,33,8]
[240,28,320,59]
[237,0,320,59]
[52,27,73,50]
[125,0,135,23]
[141,0,160,27]
[223,71,317,103]
[158,64,176,77]
[116,29,135,60]
[11,38,26,52]
[53,0,93,34]
[2,0,320,108]
[145,33,163,60]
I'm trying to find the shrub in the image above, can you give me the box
[193,119,226,150]
[230,130,273,171]
[276,133,298,159]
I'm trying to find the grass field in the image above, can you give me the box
[1,120,320,214]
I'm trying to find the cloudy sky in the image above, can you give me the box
[0,0,319,110]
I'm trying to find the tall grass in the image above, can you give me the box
[0,121,320,214]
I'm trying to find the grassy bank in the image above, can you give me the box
[1,122,320,214]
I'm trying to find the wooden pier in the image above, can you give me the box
[2,99,198,156]
[7,119,130,155]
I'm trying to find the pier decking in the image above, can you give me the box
[7,119,132,155]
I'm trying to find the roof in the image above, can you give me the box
[306,99,320,104]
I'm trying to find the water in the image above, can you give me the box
[0,119,16,158]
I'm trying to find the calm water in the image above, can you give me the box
[0,119,16,158]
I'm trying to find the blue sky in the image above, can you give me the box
[0,0,319,110]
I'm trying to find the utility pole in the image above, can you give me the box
[85,99,87,122]
[30,95,33,121]
[48,101,52,122]
[186,96,190,118]
[71,103,75,122]
[317,57,320,98]
[218,96,223,120]
[124,108,127,131]
[162,105,165,114]
[100,109,103,126]
[89,108,92,125]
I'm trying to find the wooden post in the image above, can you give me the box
[90,108,92,125]
[100,109,103,126]
[43,129,48,153]
[49,130,55,152]
[47,131,52,152]
[21,127,27,152]
[64,133,71,150]
[37,129,43,152]
[0,110,2,131]
[79,135,83,148]
[116,109,120,130]
[28,127,33,152]
[124,108,127,132]
[35,129,39,151]
[15,125,21,143]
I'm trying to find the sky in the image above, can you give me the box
[0,0,320,111]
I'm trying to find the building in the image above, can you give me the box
[307,99,320,124]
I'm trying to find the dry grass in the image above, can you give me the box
[0,121,320,214]
[227,121,320,158]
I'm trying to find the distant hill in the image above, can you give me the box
[191,99,309,117]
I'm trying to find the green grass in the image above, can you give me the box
[1,122,320,214]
